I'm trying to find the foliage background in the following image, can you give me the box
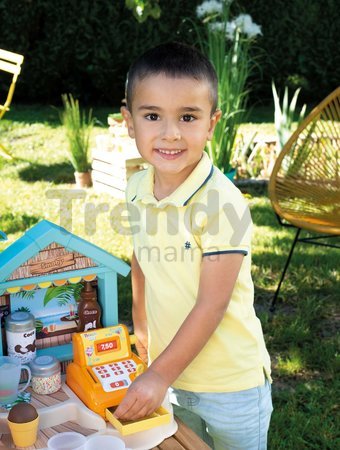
[0,0,339,106]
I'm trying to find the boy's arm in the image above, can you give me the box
[115,252,244,420]
[131,251,148,363]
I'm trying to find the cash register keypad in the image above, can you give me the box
[92,359,137,392]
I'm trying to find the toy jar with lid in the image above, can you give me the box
[5,312,36,364]
[29,356,61,395]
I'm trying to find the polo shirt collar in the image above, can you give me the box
[132,152,213,207]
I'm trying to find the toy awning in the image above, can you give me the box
[0,220,130,297]
[4,273,97,294]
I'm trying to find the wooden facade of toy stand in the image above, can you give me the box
[0,220,130,362]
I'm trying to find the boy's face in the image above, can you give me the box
[124,74,220,184]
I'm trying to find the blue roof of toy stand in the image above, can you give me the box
[0,231,7,241]
[0,220,130,283]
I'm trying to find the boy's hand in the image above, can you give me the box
[114,369,168,421]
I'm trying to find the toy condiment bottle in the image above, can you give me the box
[77,282,102,332]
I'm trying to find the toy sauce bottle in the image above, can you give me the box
[77,282,102,332]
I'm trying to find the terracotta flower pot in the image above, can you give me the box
[74,171,92,188]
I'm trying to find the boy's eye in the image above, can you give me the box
[181,114,195,122]
[145,113,159,121]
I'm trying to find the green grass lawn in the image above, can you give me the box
[1,105,339,449]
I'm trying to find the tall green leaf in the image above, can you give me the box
[196,2,259,173]
[272,81,306,151]
[60,94,94,173]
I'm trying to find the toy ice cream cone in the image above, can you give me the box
[7,403,39,447]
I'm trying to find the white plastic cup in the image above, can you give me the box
[85,435,126,450]
[48,431,87,450]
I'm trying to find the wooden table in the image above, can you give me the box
[0,386,211,449]
[151,418,211,450]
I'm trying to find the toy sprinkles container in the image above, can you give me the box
[29,355,61,395]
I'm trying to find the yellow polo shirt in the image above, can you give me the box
[126,152,271,392]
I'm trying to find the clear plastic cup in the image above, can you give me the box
[0,356,31,405]
[48,431,87,450]
[85,435,126,450]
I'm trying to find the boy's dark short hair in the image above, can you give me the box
[126,42,218,115]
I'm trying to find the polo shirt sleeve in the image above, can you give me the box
[194,187,252,257]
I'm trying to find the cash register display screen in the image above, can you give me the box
[96,338,118,353]
[79,326,129,366]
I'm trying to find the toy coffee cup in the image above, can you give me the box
[0,356,31,405]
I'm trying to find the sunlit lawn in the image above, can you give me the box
[1,105,339,449]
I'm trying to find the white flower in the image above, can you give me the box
[196,0,223,18]
[136,6,143,17]
[234,14,262,38]
[208,21,224,32]
[225,21,237,40]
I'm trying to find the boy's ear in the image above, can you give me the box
[121,106,135,138]
[207,109,222,141]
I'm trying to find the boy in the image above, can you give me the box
[115,42,273,449]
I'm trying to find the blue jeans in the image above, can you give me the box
[170,379,273,450]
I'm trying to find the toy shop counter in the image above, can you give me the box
[0,381,211,450]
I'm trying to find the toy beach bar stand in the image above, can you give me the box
[0,220,130,361]
[0,221,177,449]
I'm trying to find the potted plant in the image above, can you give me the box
[60,94,94,188]
[196,0,262,176]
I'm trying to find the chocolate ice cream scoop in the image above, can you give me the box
[8,403,38,423]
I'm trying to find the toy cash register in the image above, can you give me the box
[66,324,170,435]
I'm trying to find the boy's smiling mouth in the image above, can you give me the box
[156,148,185,155]
[157,148,183,155]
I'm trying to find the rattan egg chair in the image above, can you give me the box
[268,86,340,310]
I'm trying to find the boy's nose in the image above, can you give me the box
[161,120,181,141]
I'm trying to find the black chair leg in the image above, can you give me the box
[270,228,301,312]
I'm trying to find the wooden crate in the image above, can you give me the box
[91,139,147,198]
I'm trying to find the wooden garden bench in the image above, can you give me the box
[268,86,340,310]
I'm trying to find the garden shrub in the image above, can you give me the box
[240,0,340,103]
[0,0,338,105]
[0,0,202,106]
